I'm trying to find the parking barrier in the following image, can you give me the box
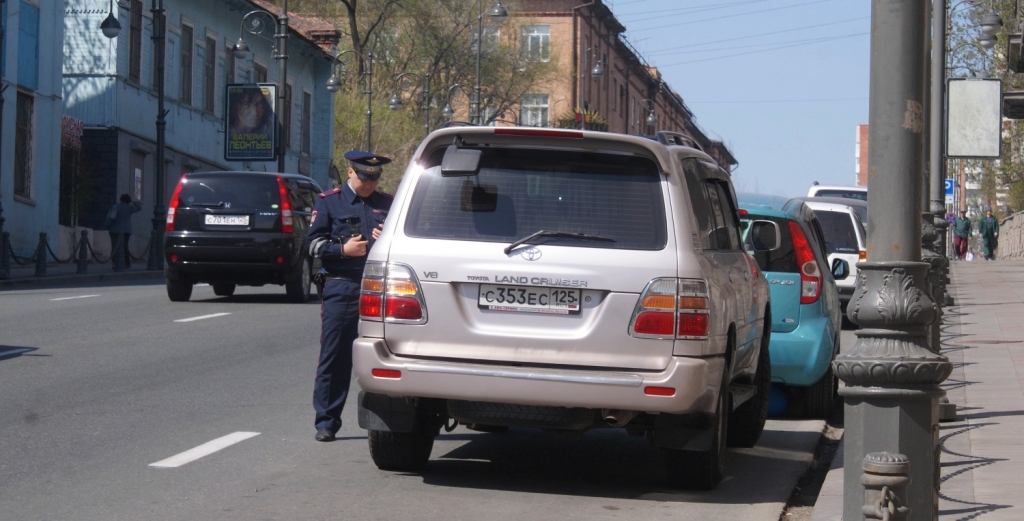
[1,229,153,276]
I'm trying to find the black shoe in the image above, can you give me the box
[315,428,337,442]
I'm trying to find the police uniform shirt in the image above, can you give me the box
[307,181,393,275]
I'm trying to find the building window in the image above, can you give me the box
[472,26,500,54]
[14,92,34,198]
[17,1,39,90]
[204,37,216,112]
[128,0,143,82]
[630,96,636,128]
[283,83,292,149]
[520,94,548,127]
[302,91,311,155]
[520,25,550,62]
[180,25,193,104]
[480,107,498,127]
[254,63,267,83]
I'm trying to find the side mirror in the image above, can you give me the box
[440,145,482,176]
[831,258,850,280]
[749,220,781,251]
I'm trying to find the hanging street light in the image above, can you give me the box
[327,50,375,151]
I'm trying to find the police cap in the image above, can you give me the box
[344,150,392,181]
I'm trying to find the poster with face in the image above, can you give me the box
[225,84,277,161]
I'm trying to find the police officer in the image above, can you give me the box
[307,150,394,441]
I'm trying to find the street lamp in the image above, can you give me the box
[641,98,657,134]
[100,0,121,38]
[327,50,375,151]
[582,45,604,109]
[441,84,463,121]
[473,0,508,125]
[104,0,167,270]
[232,1,289,173]
[388,72,431,136]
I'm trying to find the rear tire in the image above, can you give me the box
[285,260,311,303]
[166,277,193,302]
[728,320,771,448]
[665,368,729,490]
[212,283,236,297]
[803,363,837,419]
[368,423,436,471]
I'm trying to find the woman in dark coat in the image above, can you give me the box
[108,194,142,268]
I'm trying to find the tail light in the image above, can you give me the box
[359,261,428,324]
[630,278,709,339]
[276,176,293,233]
[788,221,821,304]
[166,175,186,231]
[859,250,867,262]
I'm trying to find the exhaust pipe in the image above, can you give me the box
[602,409,638,427]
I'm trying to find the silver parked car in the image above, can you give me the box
[352,126,773,490]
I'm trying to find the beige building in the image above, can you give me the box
[459,0,737,172]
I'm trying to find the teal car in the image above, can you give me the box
[737,194,849,418]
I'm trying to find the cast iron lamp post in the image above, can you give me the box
[327,50,375,151]
[582,45,604,110]
[388,72,430,135]
[472,1,508,125]
[441,84,462,121]
[232,1,289,173]
[640,98,657,135]
[103,0,167,271]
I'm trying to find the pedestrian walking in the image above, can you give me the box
[106,193,142,268]
[305,151,393,442]
[953,210,972,260]
[978,209,1000,260]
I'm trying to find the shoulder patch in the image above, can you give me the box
[319,187,342,198]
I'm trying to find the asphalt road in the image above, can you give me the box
[0,280,852,520]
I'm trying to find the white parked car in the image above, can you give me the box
[352,126,774,490]
[802,200,867,315]
[807,184,867,201]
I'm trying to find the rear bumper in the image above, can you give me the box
[769,315,835,387]
[164,233,301,283]
[353,338,724,415]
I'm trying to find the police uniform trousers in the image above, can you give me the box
[314,276,361,432]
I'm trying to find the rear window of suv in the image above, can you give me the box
[179,174,281,210]
[404,148,667,250]
[815,211,859,254]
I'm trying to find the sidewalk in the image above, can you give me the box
[812,259,1024,520]
[0,261,165,290]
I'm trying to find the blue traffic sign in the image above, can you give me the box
[945,179,954,195]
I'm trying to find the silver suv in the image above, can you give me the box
[353,127,773,489]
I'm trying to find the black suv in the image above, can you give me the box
[163,171,322,303]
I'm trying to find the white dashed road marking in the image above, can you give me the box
[174,313,232,323]
[51,295,100,301]
[149,431,260,468]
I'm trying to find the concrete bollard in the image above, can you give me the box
[77,230,90,274]
[862,452,911,520]
[34,232,47,277]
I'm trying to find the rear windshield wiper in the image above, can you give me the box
[504,230,615,254]
[191,202,226,208]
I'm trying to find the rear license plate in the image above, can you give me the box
[205,214,249,226]
[478,284,581,314]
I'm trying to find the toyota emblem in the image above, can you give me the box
[521,247,542,261]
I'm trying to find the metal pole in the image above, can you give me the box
[276,0,288,172]
[423,75,431,135]
[365,53,373,151]
[0,0,5,182]
[835,2,950,520]
[147,0,166,271]
[473,0,482,125]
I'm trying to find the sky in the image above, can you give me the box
[605,0,872,197]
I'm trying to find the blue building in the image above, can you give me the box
[59,0,339,258]
[0,0,65,258]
